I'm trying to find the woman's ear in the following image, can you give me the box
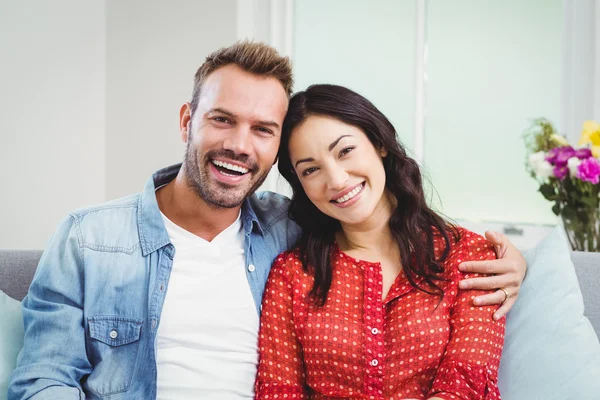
[380,147,388,158]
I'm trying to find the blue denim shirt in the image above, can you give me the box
[8,164,301,400]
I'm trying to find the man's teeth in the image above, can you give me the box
[335,184,363,204]
[212,160,249,174]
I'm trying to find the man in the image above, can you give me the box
[9,41,525,399]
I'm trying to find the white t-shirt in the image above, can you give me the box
[156,212,260,399]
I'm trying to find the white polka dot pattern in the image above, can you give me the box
[255,228,505,399]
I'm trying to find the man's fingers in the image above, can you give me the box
[493,296,516,320]
[458,260,507,275]
[472,290,505,306]
[484,230,508,258]
[458,275,512,291]
[471,290,517,320]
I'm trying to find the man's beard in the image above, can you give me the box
[183,140,271,209]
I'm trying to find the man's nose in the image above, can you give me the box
[222,126,252,155]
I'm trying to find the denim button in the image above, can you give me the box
[248,264,256,272]
[109,330,118,339]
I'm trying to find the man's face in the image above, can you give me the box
[181,64,288,208]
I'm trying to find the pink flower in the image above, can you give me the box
[575,148,592,159]
[546,146,575,166]
[577,157,600,184]
[554,165,569,180]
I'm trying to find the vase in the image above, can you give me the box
[561,206,600,252]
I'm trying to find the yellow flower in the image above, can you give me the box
[579,120,600,145]
[579,121,600,157]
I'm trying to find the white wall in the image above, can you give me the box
[423,0,563,226]
[0,0,238,249]
[0,0,106,249]
[105,0,237,200]
[562,0,596,143]
[595,0,600,122]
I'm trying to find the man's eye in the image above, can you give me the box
[302,167,318,177]
[213,116,230,123]
[256,127,274,136]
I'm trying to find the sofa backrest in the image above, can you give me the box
[0,250,42,301]
[571,251,600,335]
[0,249,598,336]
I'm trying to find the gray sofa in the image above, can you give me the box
[1,250,599,336]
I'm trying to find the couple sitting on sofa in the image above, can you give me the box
[6,41,597,399]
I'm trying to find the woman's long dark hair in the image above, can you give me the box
[278,84,460,306]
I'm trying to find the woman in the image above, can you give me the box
[255,84,505,399]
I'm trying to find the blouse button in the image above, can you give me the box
[371,328,379,335]
[370,359,378,367]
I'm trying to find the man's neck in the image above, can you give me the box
[156,171,242,242]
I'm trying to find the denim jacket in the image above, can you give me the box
[8,164,301,400]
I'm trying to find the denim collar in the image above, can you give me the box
[137,163,263,256]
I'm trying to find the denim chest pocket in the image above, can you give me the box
[86,316,143,396]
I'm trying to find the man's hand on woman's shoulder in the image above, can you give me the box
[457,230,527,320]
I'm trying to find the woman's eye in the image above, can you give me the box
[339,146,355,157]
[302,167,318,177]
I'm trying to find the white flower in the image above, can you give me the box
[535,161,554,179]
[528,151,546,168]
[567,156,582,177]
[528,151,554,179]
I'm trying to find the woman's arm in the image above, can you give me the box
[428,231,506,400]
[255,253,308,400]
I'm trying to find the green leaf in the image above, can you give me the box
[551,202,561,216]
[562,205,577,220]
[539,184,558,201]
[580,196,599,208]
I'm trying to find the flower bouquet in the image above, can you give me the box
[525,119,600,251]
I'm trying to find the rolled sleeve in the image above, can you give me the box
[8,215,91,399]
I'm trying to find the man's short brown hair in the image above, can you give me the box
[190,41,293,116]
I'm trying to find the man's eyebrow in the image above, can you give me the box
[207,107,236,117]
[257,120,280,129]
[328,135,352,151]
[207,108,280,129]
[295,157,314,168]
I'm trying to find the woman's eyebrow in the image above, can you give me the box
[328,135,352,151]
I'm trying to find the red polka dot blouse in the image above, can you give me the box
[255,228,505,399]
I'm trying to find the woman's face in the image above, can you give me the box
[288,115,391,228]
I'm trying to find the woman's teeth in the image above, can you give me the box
[335,184,363,204]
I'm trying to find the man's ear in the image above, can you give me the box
[180,103,192,143]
